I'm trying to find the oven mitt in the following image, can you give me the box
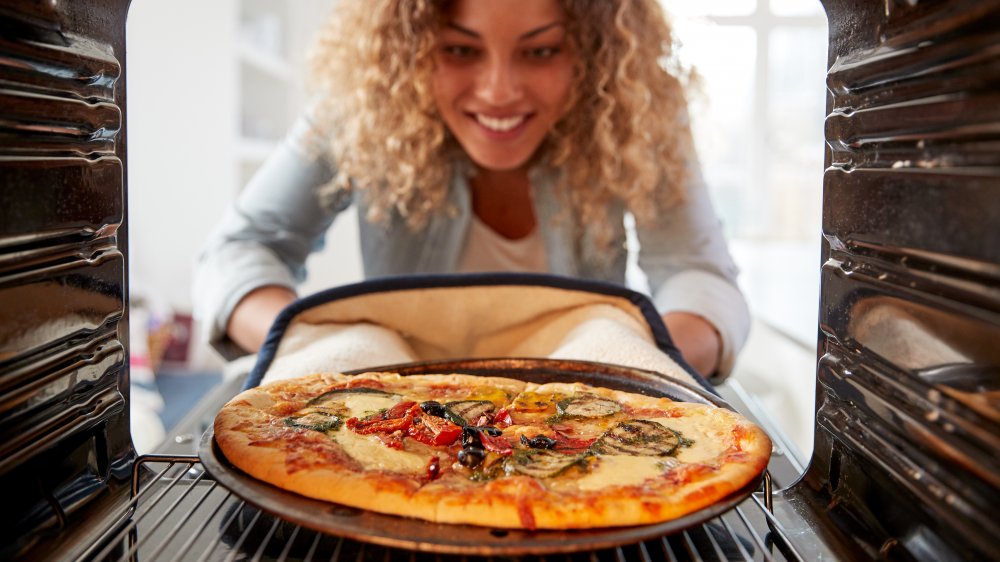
[245,273,709,391]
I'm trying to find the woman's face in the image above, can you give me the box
[431,0,575,173]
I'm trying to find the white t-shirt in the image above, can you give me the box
[457,214,547,273]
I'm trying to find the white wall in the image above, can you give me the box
[126,0,361,369]
[127,0,238,312]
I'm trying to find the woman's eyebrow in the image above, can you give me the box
[519,22,564,39]
[445,21,565,40]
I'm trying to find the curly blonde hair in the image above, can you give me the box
[309,0,692,244]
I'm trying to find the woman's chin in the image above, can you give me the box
[465,150,536,173]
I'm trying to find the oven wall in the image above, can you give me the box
[0,0,132,557]
[810,0,1000,559]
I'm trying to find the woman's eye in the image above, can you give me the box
[525,46,560,59]
[442,45,479,59]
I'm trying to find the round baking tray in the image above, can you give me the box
[199,358,765,556]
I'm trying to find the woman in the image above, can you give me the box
[193,0,749,379]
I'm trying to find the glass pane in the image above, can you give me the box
[766,26,827,241]
[746,25,826,346]
[770,0,825,17]
[669,21,757,237]
[661,0,757,18]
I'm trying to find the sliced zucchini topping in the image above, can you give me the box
[444,400,495,426]
[556,393,622,418]
[505,449,583,478]
[591,420,682,456]
[287,388,400,434]
[284,411,342,432]
[308,386,395,407]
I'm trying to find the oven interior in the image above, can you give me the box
[1,0,998,560]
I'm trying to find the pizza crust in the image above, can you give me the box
[213,372,771,530]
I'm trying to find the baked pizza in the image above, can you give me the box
[213,371,771,530]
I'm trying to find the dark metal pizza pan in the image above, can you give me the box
[199,358,767,556]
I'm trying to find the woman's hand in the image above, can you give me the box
[226,285,297,353]
[661,312,722,377]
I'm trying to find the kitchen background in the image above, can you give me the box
[125,0,826,462]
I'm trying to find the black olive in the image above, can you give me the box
[457,447,486,467]
[462,427,483,448]
[520,434,557,449]
[420,401,446,418]
[480,426,502,436]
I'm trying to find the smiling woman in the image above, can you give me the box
[431,1,575,242]
[431,2,575,174]
[193,0,751,381]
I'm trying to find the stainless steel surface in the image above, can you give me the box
[198,359,771,556]
[0,0,134,559]
[83,456,795,562]
[779,0,1000,560]
[2,0,997,560]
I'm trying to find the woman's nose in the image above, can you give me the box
[476,56,522,105]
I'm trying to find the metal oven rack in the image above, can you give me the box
[80,456,799,562]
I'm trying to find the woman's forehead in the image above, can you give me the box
[443,0,566,32]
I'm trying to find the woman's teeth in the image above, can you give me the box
[475,114,525,132]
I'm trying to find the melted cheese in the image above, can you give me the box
[649,415,728,464]
[328,392,436,473]
[342,393,400,418]
[573,455,665,491]
[334,430,431,474]
[566,413,730,491]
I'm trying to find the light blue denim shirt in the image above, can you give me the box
[193,114,750,376]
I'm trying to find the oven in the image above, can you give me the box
[1,0,997,560]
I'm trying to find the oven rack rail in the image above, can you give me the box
[81,455,800,562]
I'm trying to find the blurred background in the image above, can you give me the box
[125,0,826,463]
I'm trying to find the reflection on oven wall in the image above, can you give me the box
[125,0,825,457]
[847,296,1000,423]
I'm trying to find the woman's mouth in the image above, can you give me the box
[473,113,529,133]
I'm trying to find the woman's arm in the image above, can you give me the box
[226,285,298,353]
[638,128,750,380]
[192,112,350,357]
[662,311,722,377]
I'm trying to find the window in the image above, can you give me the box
[662,0,828,345]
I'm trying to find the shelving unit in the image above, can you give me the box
[234,0,331,190]
[236,0,289,188]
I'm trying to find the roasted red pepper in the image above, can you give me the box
[424,456,441,481]
[408,414,462,446]
[346,401,418,434]
[384,400,418,419]
[347,415,412,434]
[375,432,404,450]
[479,432,513,456]
[493,407,513,428]
[553,434,596,451]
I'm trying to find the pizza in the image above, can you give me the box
[213,371,771,530]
